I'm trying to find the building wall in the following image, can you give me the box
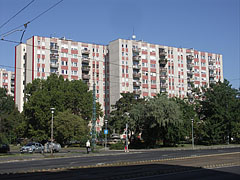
[0,68,15,96]
[108,39,224,107]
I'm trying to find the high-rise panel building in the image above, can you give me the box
[108,39,223,106]
[15,36,109,131]
[0,68,15,96]
[15,36,223,131]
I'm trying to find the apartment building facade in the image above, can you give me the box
[15,36,223,131]
[0,68,15,96]
[108,39,223,107]
[15,36,110,131]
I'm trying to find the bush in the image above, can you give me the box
[109,142,125,150]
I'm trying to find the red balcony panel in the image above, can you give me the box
[201,67,206,70]
[142,75,148,80]
[181,64,183,67]
[194,66,199,69]
[194,73,200,77]
[122,74,125,77]
[42,73,45,77]
[168,70,171,74]
[172,70,174,74]
[42,46,45,50]
[71,76,78,80]
[151,68,156,73]
[151,85,157,89]
[150,45,155,48]
[37,36,40,40]
[171,55,174,59]
[37,46,40,49]
[181,56,183,60]
[71,50,78,54]
[122,82,125,86]
[61,57,68,61]
[122,48,124,51]
[143,92,148,96]
[93,53,95,57]
[195,81,200,84]
[151,93,156,96]
[63,75,68,79]
[42,64,45,68]
[171,62,174,66]
[126,83,129,87]
[142,84,148,88]
[142,67,148,71]
[71,67,78,71]
[97,77,99,81]
[61,49,68,53]
[186,49,192,53]
[202,82,207,85]
[201,59,206,63]
[42,55,45,59]
[168,54,170,58]
[126,57,128,60]
[178,64,180,67]
[151,76,156,81]
[37,72,40,77]
[126,66,129,69]
[201,52,205,56]
[181,72,184,75]
[168,62,171,66]
[150,52,156,56]
[126,74,129,78]
[169,94,172,97]
[194,58,199,62]
[142,50,148,54]
[126,48,128,52]
[169,86,171,90]
[182,79,184,83]
[194,50,198,54]
[37,63,40,68]
[37,54,40,59]
[202,74,206,77]
[71,58,78,62]
[142,59,148,63]
[96,53,99,57]
[122,56,125,60]
[150,60,156,64]
[61,66,68,70]
[208,53,212,56]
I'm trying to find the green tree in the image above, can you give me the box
[23,74,102,141]
[198,80,240,145]
[54,110,89,145]
[0,88,23,144]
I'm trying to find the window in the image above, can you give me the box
[126,69,128,73]
[72,62,77,67]
[42,68,45,72]
[126,44,128,48]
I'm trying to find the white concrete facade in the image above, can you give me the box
[108,39,223,107]
[0,68,15,97]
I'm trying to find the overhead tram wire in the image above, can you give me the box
[0,0,35,30]
[0,0,64,38]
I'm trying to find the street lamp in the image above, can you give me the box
[50,108,55,156]
[191,118,194,149]
[104,119,108,150]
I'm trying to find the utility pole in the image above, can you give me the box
[191,119,194,149]
[125,123,128,152]
[50,108,55,156]
[92,82,96,150]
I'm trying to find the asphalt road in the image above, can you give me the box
[0,147,239,179]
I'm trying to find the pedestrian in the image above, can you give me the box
[86,140,91,154]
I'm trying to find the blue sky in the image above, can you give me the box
[0,0,239,89]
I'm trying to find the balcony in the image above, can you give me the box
[187,70,194,75]
[82,49,90,54]
[82,74,90,80]
[132,47,140,54]
[50,54,59,60]
[133,81,141,87]
[159,49,167,57]
[50,62,59,68]
[133,64,141,69]
[82,57,90,63]
[186,55,194,60]
[187,63,193,69]
[82,66,90,72]
[133,89,141,95]
[159,59,167,65]
[133,56,141,61]
[159,67,167,72]
[209,73,216,78]
[208,59,214,64]
[133,73,141,78]
[50,45,59,51]
[209,66,216,70]
[159,75,167,80]
[160,83,168,89]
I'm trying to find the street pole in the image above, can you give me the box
[126,123,128,152]
[50,108,55,156]
[105,119,108,150]
[191,119,194,149]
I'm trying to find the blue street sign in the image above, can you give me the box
[104,130,108,134]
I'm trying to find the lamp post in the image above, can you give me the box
[50,108,55,156]
[104,119,108,150]
[191,118,194,149]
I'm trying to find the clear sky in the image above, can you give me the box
[0,0,239,89]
